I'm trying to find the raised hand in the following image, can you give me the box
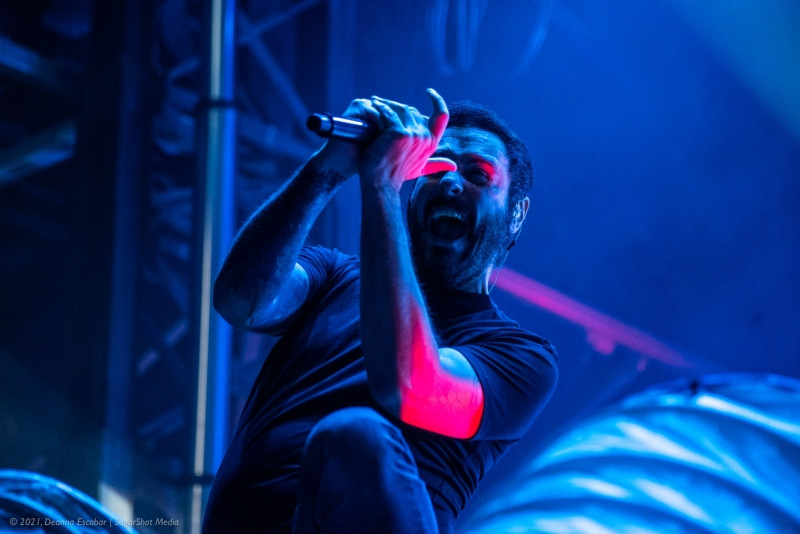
[360,88,456,191]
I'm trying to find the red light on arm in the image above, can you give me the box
[396,319,484,439]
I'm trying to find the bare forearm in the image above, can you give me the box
[214,152,349,326]
[359,186,483,439]
[359,185,439,412]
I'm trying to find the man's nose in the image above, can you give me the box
[439,172,464,197]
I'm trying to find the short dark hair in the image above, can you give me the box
[446,101,533,210]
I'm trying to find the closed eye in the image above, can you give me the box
[464,167,491,185]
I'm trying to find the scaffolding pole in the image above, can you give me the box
[190,0,236,531]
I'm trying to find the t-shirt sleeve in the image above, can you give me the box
[296,245,359,308]
[297,245,332,299]
[457,331,558,441]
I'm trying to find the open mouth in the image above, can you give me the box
[429,207,468,240]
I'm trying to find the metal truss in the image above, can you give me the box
[0,0,331,531]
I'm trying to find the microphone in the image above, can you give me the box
[306,113,378,143]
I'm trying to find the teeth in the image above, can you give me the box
[431,208,465,222]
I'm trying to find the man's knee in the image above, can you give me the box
[303,407,402,465]
[295,408,437,534]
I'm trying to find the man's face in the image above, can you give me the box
[407,127,513,293]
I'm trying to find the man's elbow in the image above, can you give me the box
[367,379,402,418]
[398,392,483,439]
[396,377,484,439]
[213,278,252,328]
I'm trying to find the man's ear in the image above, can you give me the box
[510,196,530,234]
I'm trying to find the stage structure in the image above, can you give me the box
[1,0,333,530]
[96,1,335,530]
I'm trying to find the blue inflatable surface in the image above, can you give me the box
[459,373,800,534]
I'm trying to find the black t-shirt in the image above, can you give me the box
[203,246,558,533]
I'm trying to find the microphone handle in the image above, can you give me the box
[306,113,378,143]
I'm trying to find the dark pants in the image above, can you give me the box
[293,407,440,534]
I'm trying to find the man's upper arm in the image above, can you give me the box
[459,335,558,441]
[397,327,557,441]
[244,262,310,334]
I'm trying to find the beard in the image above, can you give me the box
[408,203,510,292]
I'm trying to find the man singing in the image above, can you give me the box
[202,89,558,533]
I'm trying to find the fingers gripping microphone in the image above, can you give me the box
[306,113,379,144]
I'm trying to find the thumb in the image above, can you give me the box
[420,157,457,177]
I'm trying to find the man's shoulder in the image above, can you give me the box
[300,244,358,263]
[431,294,556,363]
[299,245,360,278]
